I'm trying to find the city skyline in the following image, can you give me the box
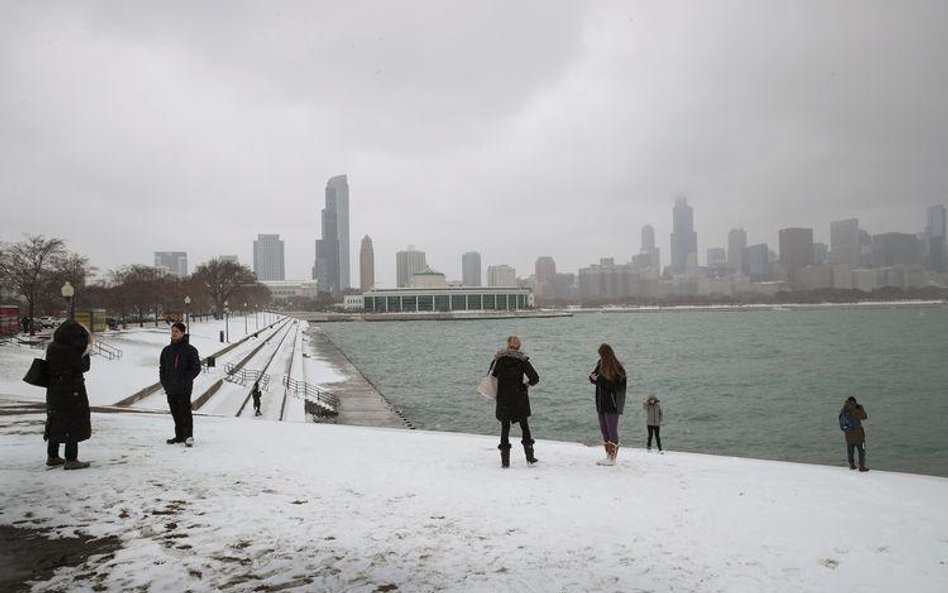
[3,2,947,287]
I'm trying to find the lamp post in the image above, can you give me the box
[255,306,259,330]
[184,295,191,329]
[61,281,75,320]
[224,300,230,343]
[243,302,248,335]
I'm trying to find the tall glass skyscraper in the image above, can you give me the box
[462,251,482,287]
[315,174,350,294]
[360,235,375,291]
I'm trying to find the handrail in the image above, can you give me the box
[223,363,270,390]
[281,375,339,416]
[92,340,123,361]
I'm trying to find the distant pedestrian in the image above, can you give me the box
[251,381,262,416]
[643,395,664,453]
[159,322,201,447]
[588,343,627,466]
[44,320,93,470]
[839,396,869,472]
[490,336,540,468]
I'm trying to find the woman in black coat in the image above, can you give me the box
[588,343,627,466]
[490,335,540,468]
[44,319,93,470]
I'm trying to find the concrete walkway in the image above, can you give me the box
[304,328,412,430]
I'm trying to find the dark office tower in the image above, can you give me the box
[535,256,556,300]
[927,205,947,273]
[830,219,861,268]
[315,174,350,294]
[396,245,427,288]
[778,227,814,285]
[253,234,285,281]
[872,233,922,267]
[727,228,746,274]
[360,235,375,292]
[462,251,482,287]
[670,197,697,274]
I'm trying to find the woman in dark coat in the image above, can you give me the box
[44,319,93,470]
[490,335,540,468]
[842,396,869,472]
[588,343,627,466]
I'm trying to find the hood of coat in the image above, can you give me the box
[644,395,661,404]
[53,319,91,354]
[494,348,528,361]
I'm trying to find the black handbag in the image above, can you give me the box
[23,358,50,388]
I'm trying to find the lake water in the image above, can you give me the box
[314,306,948,478]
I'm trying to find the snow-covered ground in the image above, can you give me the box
[1,319,947,592]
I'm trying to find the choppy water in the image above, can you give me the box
[315,306,948,477]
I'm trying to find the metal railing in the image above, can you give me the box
[282,375,339,417]
[92,340,123,360]
[223,363,270,389]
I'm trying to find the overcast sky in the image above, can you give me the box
[2,1,947,286]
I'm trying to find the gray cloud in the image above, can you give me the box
[2,1,946,285]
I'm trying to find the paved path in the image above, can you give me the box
[304,328,412,430]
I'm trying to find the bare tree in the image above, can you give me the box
[0,235,89,335]
[192,259,259,318]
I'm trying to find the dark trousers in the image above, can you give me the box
[167,392,193,440]
[500,418,533,448]
[48,441,78,461]
[847,442,866,466]
[647,425,662,451]
[598,413,620,443]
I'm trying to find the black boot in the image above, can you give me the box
[524,444,538,465]
[499,445,511,468]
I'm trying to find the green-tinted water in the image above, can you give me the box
[316,306,948,477]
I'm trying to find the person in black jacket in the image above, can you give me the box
[44,319,93,470]
[251,381,262,416]
[588,343,627,466]
[159,322,201,447]
[490,335,540,468]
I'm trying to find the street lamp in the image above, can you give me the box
[184,295,191,328]
[255,306,259,330]
[224,300,229,343]
[61,281,75,320]
[243,302,248,335]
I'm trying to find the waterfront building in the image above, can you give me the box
[926,205,947,273]
[707,247,727,267]
[409,266,447,288]
[727,228,746,275]
[462,251,482,287]
[315,174,350,294]
[362,286,533,313]
[487,264,517,287]
[154,251,188,277]
[360,235,375,292]
[670,198,697,274]
[778,227,814,286]
[795,265,833,291]
[871,233,921,267]
[260,280,318,302]
[252,234,285,281]
[396,246,427,288]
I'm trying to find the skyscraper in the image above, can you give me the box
[727,228,746,274]
[778,227,814,285]
[830,218,861,268]
[315,174,350,294]
[462,251,482,287]
[396,246,427,288]
[253,234,285,281]
[359,235,375,291]
[639,224,661,270]
[670,197,697,274]
[535,256,556,299]
[154,251,188,277]
[927,205,947,273]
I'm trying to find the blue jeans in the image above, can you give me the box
[598,413,620,443]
